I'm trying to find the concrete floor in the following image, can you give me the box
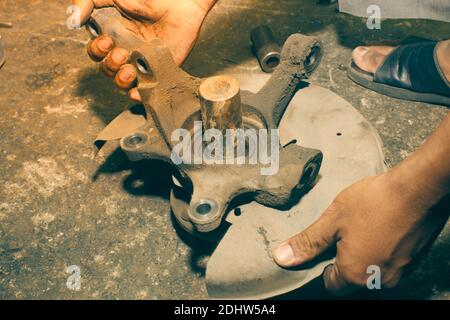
[0,0,448,299]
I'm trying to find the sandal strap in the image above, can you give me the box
[374,42,450,97]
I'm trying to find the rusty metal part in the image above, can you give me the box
[251,25,322,75]
[91,7,323,235]
[250,25,281,73]
[199,75,243,132]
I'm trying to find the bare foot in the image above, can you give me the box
[352,40,450,82]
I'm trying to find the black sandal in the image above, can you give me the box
[347,40,450,106]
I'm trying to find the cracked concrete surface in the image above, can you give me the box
[0,0,448,299]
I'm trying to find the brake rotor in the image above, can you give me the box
[171,73,387,299]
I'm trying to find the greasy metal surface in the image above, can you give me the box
[205,74,387,299]
[92,7,324,235]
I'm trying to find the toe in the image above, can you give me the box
[352,46,387,74]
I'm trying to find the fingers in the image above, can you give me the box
[76,0,140,101]
[272,208,338,268]
[102,50,142,102]
[128,88,142,102]
[323,263,358,296]
[115,65,142,102]
[87,35,114,61]
[100,47,130,77]
[71,0,114,26]
[114,64,137,90]
[88,36,130,72]
[87,37,140,100]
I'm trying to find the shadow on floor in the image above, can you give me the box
[93,147,221,277]
[76,68,131,125]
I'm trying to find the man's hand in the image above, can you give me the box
[72,0,216,101]
[273,114,450,295]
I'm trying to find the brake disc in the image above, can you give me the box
[202,74,387,299]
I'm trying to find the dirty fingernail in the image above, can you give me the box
[273,243,294,266]
[98,38,113,52]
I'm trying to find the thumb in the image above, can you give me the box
[71,0,94,25]
[71,0,114,25]
[272,209,338,268]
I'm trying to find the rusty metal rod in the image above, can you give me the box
[250,25,281,73]
[199,75,243,132]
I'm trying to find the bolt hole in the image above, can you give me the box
[128,135,144,145]
[266,56,280,69]
[196,203,212,215]
[336,132,342,136]
[191,199,218,220]
[234,208,242,217]
[86,20,100,38]
[136,57,152,76]
[124,133,147,148]
[304,44,321,71]
[299,163,317,187]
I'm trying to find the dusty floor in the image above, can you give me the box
[0,0,448,300]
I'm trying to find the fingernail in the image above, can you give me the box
[98,38,113,52]
[120,70,134,82]
[273,243,294,265]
